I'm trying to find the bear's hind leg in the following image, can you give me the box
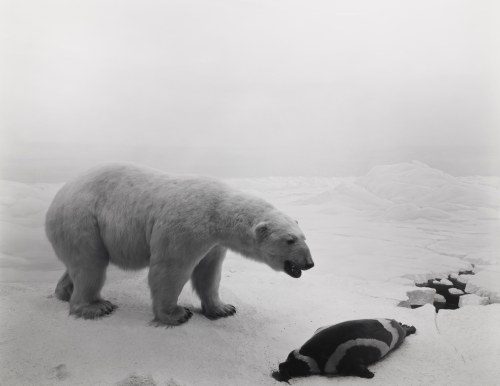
[55,271,73,301]
[191,246,236,320]
[69,258,117,319]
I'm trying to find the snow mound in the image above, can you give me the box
[357,161,500,221]
[288,161,500,222]
[293,181,392,211]
[466,270,500,303]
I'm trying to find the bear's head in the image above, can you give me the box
[252,213,313,278]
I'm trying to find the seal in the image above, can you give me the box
[273,319,416,381]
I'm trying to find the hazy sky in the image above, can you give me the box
[1,0,499,176]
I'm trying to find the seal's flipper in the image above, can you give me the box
[340,363,375,379]
[399,323,417,336]
[352,364,375,379]
[271,370,290,383]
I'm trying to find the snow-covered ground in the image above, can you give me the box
[1,161,499,385]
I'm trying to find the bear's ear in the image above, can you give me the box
[254,222,270,242]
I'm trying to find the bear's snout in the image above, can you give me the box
[284,245,314,278]
[302,247,314,270]
[284,259,313,278]
[303,261,314,270]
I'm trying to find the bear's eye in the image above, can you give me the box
[286,237,297,245]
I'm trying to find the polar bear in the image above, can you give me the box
[45,164,314,326]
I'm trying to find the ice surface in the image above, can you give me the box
[459,294,489,307]
[406,288,436,306]
[458,274,473,284]
[434,294,446,303]
[466,270,500,303]
[437,305,500,381]
[1,162,499,385]
[448,288,464,295]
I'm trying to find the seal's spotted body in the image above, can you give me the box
[274,319,416,381]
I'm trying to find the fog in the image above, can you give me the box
[1,0,499,181]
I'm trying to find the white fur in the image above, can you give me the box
[45,163,312,325]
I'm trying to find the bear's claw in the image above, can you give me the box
[202,303,237,320]
[150,306,193,327]
[70,299,118,319]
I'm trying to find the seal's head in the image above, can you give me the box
[272,350,314,382]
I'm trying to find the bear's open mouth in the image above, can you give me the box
[284,260,302,278]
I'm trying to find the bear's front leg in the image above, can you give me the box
[191,245,236,319]
[148,256,193,326]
